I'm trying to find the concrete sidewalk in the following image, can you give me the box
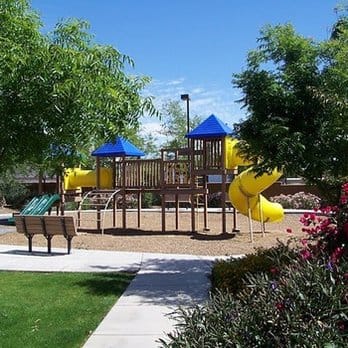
[0,244,222,347]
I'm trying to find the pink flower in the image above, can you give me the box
[300,238,308,246]
[270,267,279,274]
[331,247,344,263]
[309,213,316,221]
[300,249,312,260]
[286,228,292,234]
[340,195,348,205]
[343,223,348,239]
[276,302,285,311]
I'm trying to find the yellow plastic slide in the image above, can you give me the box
[64,167,113,191]
[225,137,284,223]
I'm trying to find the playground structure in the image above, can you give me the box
[62,115,284,240]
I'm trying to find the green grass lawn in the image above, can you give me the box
[0,271,134,347]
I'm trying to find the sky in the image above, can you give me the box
[31,0,340,140]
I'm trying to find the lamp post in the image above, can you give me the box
[180,93,190,148]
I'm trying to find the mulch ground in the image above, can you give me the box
[0,208,305,256]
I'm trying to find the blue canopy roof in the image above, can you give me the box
[186,114,234,139]
[91,136,145,157]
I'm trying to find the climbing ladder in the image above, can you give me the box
[77,189,121,234]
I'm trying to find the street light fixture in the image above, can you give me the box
[180,93,190,148]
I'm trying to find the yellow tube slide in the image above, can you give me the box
[226,137,284,223]
[64,168,113,190]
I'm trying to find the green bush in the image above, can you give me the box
[64,201,78,211]
[211,243,295,294]
[0,174,30,208]
[161,252,347,347]
[207,192,223,208]
[141,192,161,208]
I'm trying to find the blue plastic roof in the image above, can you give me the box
[91,136,145,157]
[186,114,234,139]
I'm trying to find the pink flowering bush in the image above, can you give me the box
[161,246,348,347]
[270,191,321,209]
[298,182,348,263]
[160,184,348,348]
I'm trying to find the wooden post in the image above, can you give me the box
[122,157,126,229]
[232,207,239,232]
[161,193,166,232]
[232,169,239,232]
[190,138,196,233]
[160,159,166,233]
[191,193,196,233]
[221,137,227,234]
[38,170,43,195]
[137,191,141,228]
[96,157,101,233]
[57,172,64,216]
[203,173,209,231]
[200,140,209,231]
[247,198,254,243]
[112,195,116,228]
[175,193,179,230]
[258,194,265,237]
[112,157,116,227]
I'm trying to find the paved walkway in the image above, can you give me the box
[0,244,226,347]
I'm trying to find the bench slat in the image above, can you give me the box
[44,216,77,236]
[14,215,77,254]
[14,216,26,234]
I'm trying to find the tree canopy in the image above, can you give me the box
[160,100,202,149]
[233,17,348,202]
[0,0,156,173]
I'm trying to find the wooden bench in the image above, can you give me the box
[14,215,77,254]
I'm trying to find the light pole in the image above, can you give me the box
[180,93,190,148]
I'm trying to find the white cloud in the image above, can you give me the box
[167,77,185,86]
[191,87,205,94]
[140,121,162,133]
[141,77,247,141]
[139,121,166,147]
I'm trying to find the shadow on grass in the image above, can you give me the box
[76,272,135,296]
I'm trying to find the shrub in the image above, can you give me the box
[211,243,295,294]
[298,182,348,263]
[205,192,221,207]
[64,201,78,211]
[0,196,6,208]
[141,192,161,208]
[160,184,348,347]
[161,252,348,347]
[120,194,137,209]
[270,191,321,209]
[0,174,30,208]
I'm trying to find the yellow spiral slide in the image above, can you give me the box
[225,137,284,223]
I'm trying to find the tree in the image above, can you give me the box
[232,19,348,203]
[160,100,202,149]
[0,0,157,174]
[0,0,47,172]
